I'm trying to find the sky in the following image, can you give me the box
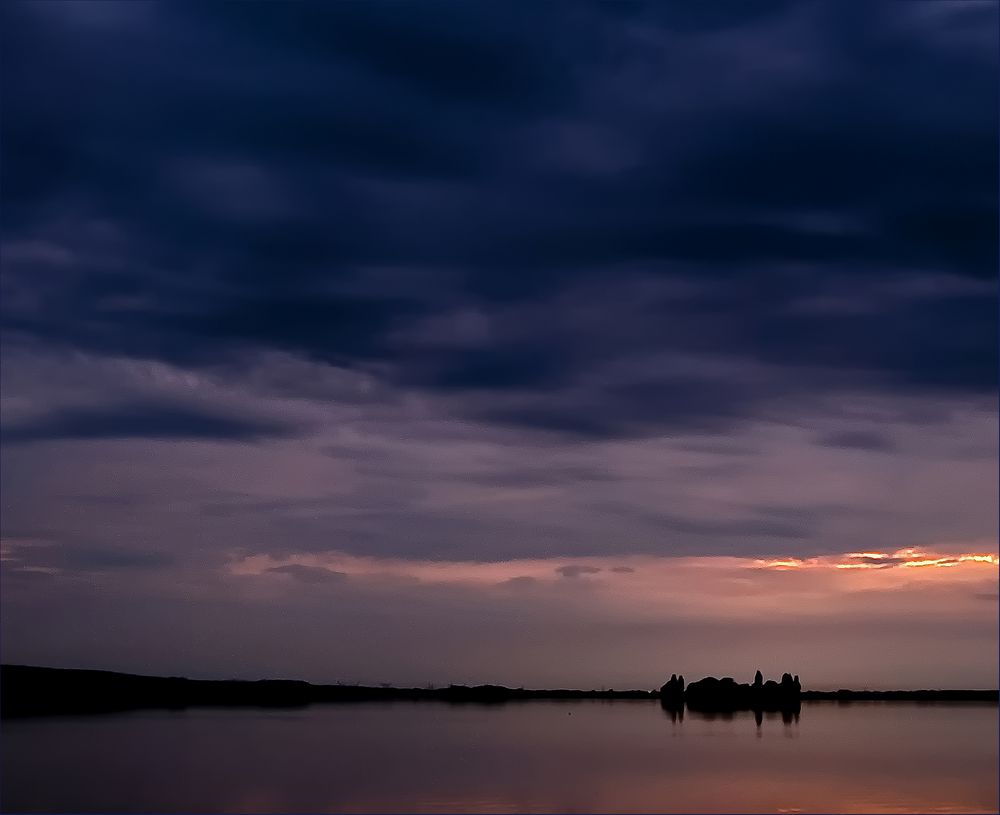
[1,0,997,691]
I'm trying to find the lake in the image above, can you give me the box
[1,701,996,813]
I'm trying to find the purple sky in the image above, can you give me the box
[1,0,997,689]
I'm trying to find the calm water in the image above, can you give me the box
[1,701,997,814]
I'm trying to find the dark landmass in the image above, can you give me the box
[669,671,997,708]
[1,664,996,719]
[668,670,802,713]
[799,689,1000,702]
[0,665,655,718]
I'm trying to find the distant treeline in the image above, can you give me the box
[800,689,998,701]
[1,665,995,719]
[0,665,654,717]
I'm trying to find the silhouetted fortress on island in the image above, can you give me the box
[660,669,802,712]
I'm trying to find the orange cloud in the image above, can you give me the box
[753,548,998,571]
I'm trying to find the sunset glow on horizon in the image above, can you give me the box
[227,545,1000,584]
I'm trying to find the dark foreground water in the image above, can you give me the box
[1,701,997,814]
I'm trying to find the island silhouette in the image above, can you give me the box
[1,664,995,718]
[661,670,802,712]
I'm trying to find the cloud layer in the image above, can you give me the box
[0,1,996,687]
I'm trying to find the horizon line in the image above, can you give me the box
[4,663,997,695]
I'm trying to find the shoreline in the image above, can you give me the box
[3,665,996,718]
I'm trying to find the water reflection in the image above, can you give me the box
[662,703,683,723]
[1,701,996,813]
[663,703,801,730]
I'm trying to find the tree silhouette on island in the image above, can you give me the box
[664,669,802,713]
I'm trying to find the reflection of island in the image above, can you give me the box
[679,707,799,726]
[1,664,996,719]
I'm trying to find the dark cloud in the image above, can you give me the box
[1,0,994,446]
[2,402,304,443]
[266,564,347,584]
[457,464,615,489]
[414,346,574,392]
[2,541,173,573]
[595,503,814,543]
[816,430,897,452]
[0,0,996,690]
[0,3,995,571]
[57,546,174,572]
